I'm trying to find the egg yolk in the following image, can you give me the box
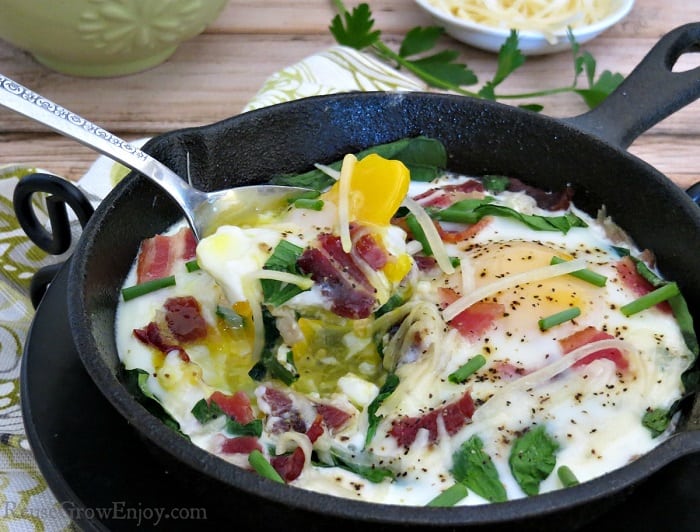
[323,153,410,226]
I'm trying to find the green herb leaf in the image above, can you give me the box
[123,367,187,437]
[538,307,581,331]
[329,2,380,50]
[121,275,176,301]
[448,355,487,384]
[434,201,587,234]
[261,240,310,307]
[557,465,579,487]
[408,50,478,87]
[451,435,507,503]
[550,256,607,287]
[479,30,525,99]
[426,482,469,507]
[318,453,395,483]
[248,450,285,483]
[642,407,671,438]
[481,175,510,193]
[399,26,445,57]
[216,305,245,328]
[365,373,400,447]
[509,425,559,496]
[191,398,224,424]
[226,418,263,438]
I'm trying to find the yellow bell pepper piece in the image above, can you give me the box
[324,153,410,226]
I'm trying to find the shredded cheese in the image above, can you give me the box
[442,258,587,321]
[314,163,341,180]
[473,338,635,423]
[402,196,455,275]
[338,154,356,253]
[247,270,314,290]
[427,0,616,35]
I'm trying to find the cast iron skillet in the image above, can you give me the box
[61,24,700,529]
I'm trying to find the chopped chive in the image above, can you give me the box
[293,198,324,210]
[620,282,680,317]
[538,307,581,331]
[450,256,461,267]
[216,305,245,328]
[550,256,607,287]
[557,465,579,487]
[185,259,200,272]
[405,213,432,255]
[426,482,469,507]
[448,355,487,384]
[121,275,176,301]
[248,450,285,483]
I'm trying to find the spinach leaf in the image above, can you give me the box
[248,309,299,385]
[191,398,224,424]
[270,136,447,189]
[123,367,188,438]
[434,200,588,234]
[451,435,507,503]
[365,373,400,447]
[261,240,311,307]
[316,453,395,483]
[642,408,672,438]
[508,425,559,496]
[226,418,263,438]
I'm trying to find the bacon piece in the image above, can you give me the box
[506,178,574,211]
[413,180,485,208]
[164,296,207,343]
[261,387,306,434]
[133,321,190,362]
[210,391,255,424]
[221,436,262,455]
[271,447,306,482]
[297,233,376,319]
[559,326,628,370]
[435,217,492,244]
[614,256,671,313]
[389,390,475,447]
[315,404,352,431]
[354,233,388,270]
[306,415,325,444]
[136,227,197,283]
[449,301,505,341]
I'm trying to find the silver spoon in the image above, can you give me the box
[0,73,310,239]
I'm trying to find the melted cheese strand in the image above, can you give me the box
[314,163,341,180]
[402,196,455,275]
[250,297,265,361]
[338,154,357,253]
[473,338,635,424]
[442,258,587,321]
[247,270,314,289]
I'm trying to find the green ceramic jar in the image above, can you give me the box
[0,0,229,77]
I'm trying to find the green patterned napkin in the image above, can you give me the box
[0,45,422,530]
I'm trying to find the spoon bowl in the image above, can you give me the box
[0,73,309,239]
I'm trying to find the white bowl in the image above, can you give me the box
[413,0,635,55]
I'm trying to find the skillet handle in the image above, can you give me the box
[564,22,700,149]
[13,172,94,308]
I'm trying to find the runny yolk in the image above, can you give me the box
[324,153,410,226]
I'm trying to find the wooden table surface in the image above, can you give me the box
[1,0,699,189]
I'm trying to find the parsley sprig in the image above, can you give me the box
[330,1,624,110]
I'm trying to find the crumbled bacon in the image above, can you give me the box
[133,321,190,362]
[305,415,325,444]
[221,436,262,455]
[354,232,388,270]
[505,178,574,211]
[389,390,475,447]
[164,296,207,343]
[261,387,306,434]
[559,326,628,370]
[439,289,505,341]
[136,227,196,283]
[435,217,492,244]
[210,391,255,424]
[412,180,485,208]
[297,233,377,319]
[271,447,306,482]
[315,404,352,431]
